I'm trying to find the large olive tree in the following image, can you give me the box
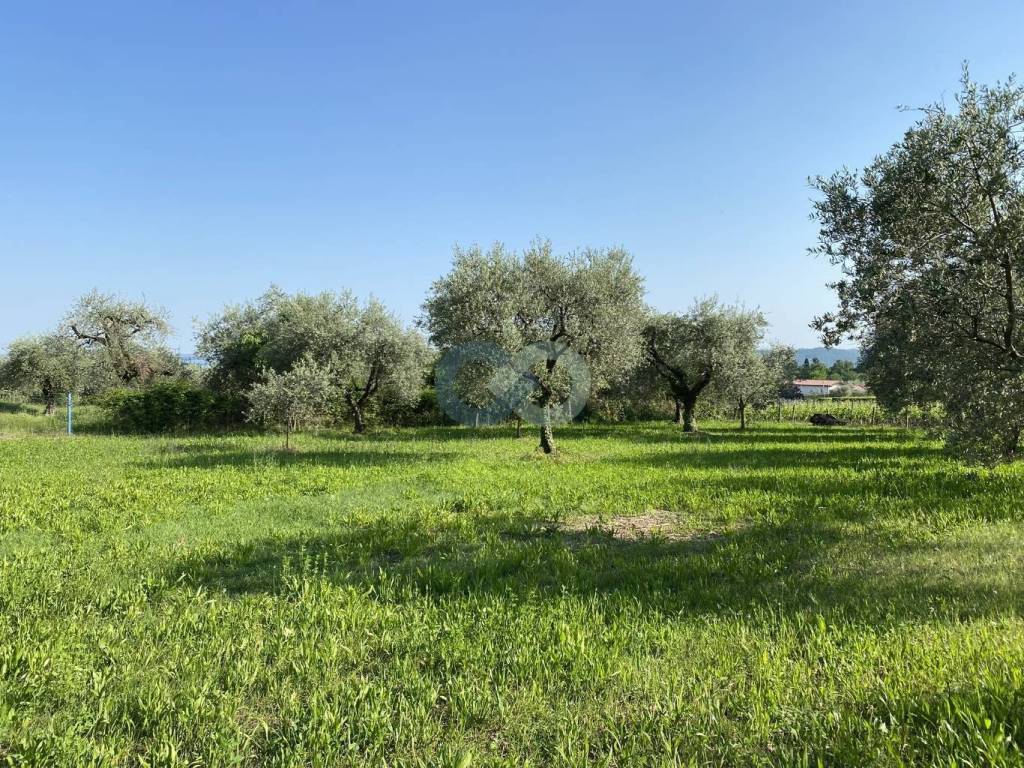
[422,240,645,453]
[64,290,174,386]
[199,288,429,433]
[643,299,767,433]
[812,70,1024,462]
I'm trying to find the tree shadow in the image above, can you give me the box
[381,423,931,448]
[166,509,1024,624]
[0,402,36,415]
[609,443,945,472]
[134,444,456,470]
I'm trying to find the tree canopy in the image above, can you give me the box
[198,287,430,433]
[812,70,1024,461]
[247,355,336,449]
[422,239,645,452]
[0,334,83,414]
[643,299,767,432]
[717,343,796,429]
[63,290,175,386]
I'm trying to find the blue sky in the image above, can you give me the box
[2,1,1022,352]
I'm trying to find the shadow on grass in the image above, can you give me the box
[0,402,36,415]
[132,423,941,472]
[608,443,945,472]
[168,509,1024,623]
[135,446,456,470]
[372,423,918,447]
[564,423,914,445]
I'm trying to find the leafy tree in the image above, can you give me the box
[812,70,1024,462]
[199,288,429,433]
[0,334,83,414]
[827,359,858,382]
[768,345,800,396]
[422,239,645,454]
[712,343,793,430]
[643,299,766,432]
[247,356,335,449]
[64,290,173,385]
[810,358,830,379]
[331,299,431,433]
[195,287,284,394]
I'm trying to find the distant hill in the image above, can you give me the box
[794,347,860,366]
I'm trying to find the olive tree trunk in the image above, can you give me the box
[352,405,366,434]
[682,396,698,433]
[539,413,556,454]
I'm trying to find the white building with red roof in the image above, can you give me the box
[793,379,842,397]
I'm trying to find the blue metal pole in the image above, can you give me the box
[67,392,73,435]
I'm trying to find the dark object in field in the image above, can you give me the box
[809,413,846,426]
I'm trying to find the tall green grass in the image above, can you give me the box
[1,415,1022,765]
[0,401,107,436]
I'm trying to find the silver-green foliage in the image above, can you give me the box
[199,288,430,432]
[422,239,645,451]
[63,289,174,386]
[643,298,768,432]
[717,343,797,428]
[812,70,1024,462]
[247,356,336,448]
[0,335,83,413]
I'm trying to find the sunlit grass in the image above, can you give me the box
[1,416,1023,765]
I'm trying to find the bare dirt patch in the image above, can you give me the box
[558,510,726,550]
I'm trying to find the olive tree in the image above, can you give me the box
[64,290,173,385]
[718,343,795,429]
[422,239,645,454]
[198,288,429,433]
[643,299,766,432]
[195,287,286,395]
[0,335,83,414]
[330,299,431,433]
[812,70,1024,462]
[247,356,335,449]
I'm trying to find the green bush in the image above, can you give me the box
[377,386,450,427]
[99,381,243,432]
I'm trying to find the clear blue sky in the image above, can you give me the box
[2,1,1022,353]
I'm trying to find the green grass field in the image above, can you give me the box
[2,412,1023,766]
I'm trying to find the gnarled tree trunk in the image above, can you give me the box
[682,396,698,433]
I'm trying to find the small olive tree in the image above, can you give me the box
[422,239,645,454]
[718,343,795,429]
[247,356,335,449]
[643,299,766,432]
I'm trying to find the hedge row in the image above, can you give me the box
[99,382,245,433]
